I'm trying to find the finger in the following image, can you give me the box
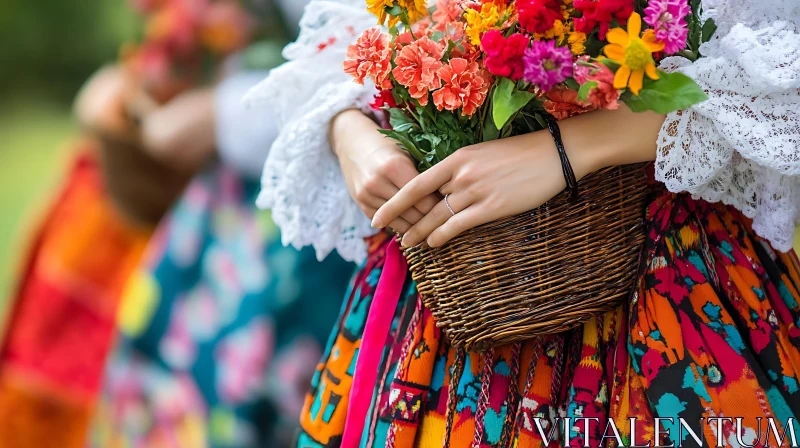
[374,164,453,228]
[358,193,387,210]
[439,180,454,196]
[359,206,410,234]
[384,162,433,223]
[414,193,441,216]
[366,177,401,202]
[388,217,412,235]
[400,193,470,248]
[361,192,421,225]
[370,181,425,224]
[361,206,378,220]
[400,208,424,226]
[427,204,492,248]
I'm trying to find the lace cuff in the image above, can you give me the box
[655,18,800,252]
[247,0,379,262]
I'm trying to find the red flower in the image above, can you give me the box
[574,0,634,40]
[371,89,398,109]
[517,0,563,34]
[480,30,529,81]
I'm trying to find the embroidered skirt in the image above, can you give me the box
[297,190,800,448]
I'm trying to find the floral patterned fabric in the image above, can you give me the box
[297,189,800,447]
[89,165,354,448]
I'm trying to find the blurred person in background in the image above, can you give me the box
[0,0,352,447]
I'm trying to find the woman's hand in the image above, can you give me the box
[140,88,217,172]
[331,109,440,234]
[372,106,665,248]
[74,65,136,141]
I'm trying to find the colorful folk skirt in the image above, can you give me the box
[88,166,354,448]
[0,147,152,448]
[296,190,800,448]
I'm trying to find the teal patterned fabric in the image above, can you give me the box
[91,165,354,447]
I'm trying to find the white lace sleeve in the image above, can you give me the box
[245,0,379,263]
[215,71,276,180]
[655,0,800,252]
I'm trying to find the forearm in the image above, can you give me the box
[489,106,664,184]
[559,106,664,175]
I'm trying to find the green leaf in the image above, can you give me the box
[577,81,598,102]
[623,71,708,114]
[483,112,499,141]
[379,129,431,170]
[564,78,580,90]
[430,31,445,42]
[386,4,403,16]
[533,113,548,129]
[701,19,717,43]
[598,58,620,71]
[387,107,415,129]
[492,78,535,130]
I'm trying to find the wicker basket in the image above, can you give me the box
[97,131,194,227]
[402,163,650,349]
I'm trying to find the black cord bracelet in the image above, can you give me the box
[546,116,579,201]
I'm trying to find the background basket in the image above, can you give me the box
[402,163,650,349]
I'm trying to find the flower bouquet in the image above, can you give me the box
[123,0,254,105]
[101,0,254,225]
[344,0,715,348]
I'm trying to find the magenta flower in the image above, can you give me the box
[644,0,691,54]
[522,40,573,92]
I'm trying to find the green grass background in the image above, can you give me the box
[0,99,75,300]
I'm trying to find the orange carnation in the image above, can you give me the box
[392,36,445,106]
[432,0,464,31]
[432,58,490,116]
[344,27,393,89]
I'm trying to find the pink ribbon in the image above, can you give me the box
[341,239,408,448]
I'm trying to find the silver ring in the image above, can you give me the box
[444,194,456,217]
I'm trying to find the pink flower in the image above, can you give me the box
[131,0,167,14]
[199,1,254,55]
[344,27,393,89]
[644,0,691,54]
[392,36,445,106]
[522,39,573,92]
[433,0,463,23]
[146,0,201,57]
[574,57,620,110]
[432,58,491,117]
[396,18,434,47]
[433,0,464,31]
[481,30,529,81]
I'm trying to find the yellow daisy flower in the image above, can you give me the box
[603,12,665,95]
[568,31,587,55]
[366,0,395,25]
[399,0,429,23]
[367,0,428,26]
[464,2,503,45]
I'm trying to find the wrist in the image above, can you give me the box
[330,109,375,159]
[558,106,664,177]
